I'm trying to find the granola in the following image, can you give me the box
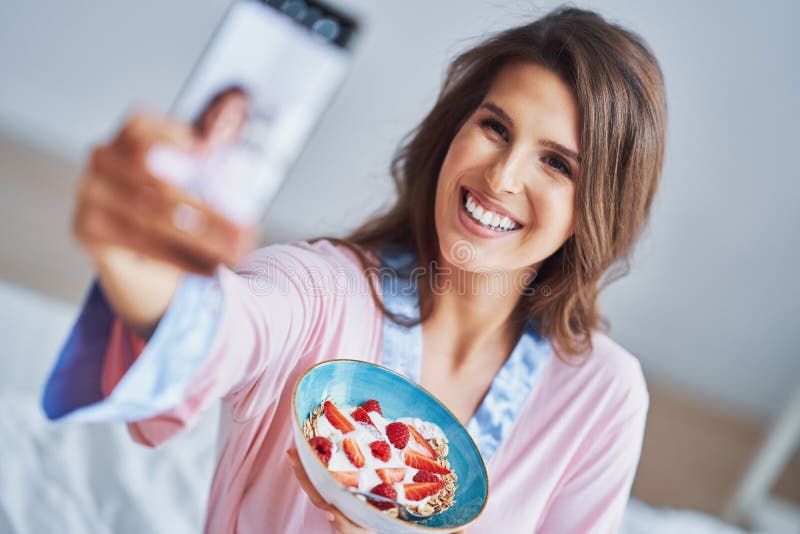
[304,397,458,518]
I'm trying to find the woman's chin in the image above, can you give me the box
[439,235,497,272]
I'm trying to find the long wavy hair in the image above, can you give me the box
[313,6,667,358]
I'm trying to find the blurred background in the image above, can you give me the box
[0,0,798,532]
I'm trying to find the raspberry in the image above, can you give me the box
[412,470,440,483]
[309,436,332,466]
[351,407,376,429]
[385,422,410,449]
[368,483,398,511]
[362,399,382,415]
[369,440,391,462]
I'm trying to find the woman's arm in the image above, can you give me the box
[94,248,182,340]
[72,111,250,339]
[42,111,285,434]
[43,238,354,447]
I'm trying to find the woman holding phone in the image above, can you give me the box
[44,6,666,533]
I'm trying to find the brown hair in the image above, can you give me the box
[313,6,667,358]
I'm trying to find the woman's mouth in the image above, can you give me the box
[460,187,521,232]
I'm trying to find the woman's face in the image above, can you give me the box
[435,61,581,277]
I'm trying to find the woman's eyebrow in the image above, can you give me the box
[480,101,581,165]
[540,139,581,165]
[481,101,515,127]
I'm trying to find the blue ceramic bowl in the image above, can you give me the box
[291,359,489,533]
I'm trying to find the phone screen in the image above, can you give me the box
[147,0,359,224]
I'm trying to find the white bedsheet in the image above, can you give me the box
[0,279,217,533]
[0,392,217,534]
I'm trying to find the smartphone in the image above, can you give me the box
[147,0,359,224]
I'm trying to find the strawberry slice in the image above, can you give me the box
[330,470,359,488]
[403,449,451,475]
[408,424,437,459]
[323,400,355,434]
[342,437,365,468]
[375,467,406,485]
[403,481,445,501]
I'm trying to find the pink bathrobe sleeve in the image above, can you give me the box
[100,241,361,447]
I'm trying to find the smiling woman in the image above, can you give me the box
[43,5,667,534]
[326,8,667,358]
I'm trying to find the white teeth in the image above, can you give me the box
[463,191,518,231]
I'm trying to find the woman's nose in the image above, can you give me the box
[483,151,525,195]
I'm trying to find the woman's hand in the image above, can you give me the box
[74,111,250,275]
[73,111,254,339]
[286,448,375,534]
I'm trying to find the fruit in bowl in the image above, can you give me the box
[303,397,458,517]
[291,359,489,534]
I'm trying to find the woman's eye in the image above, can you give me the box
[479,118,508,141]
[544,155,572,178]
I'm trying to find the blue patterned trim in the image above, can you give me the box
[465,322,552,461]
[379,241,423,382]
[42,272,223,422]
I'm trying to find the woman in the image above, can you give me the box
[43,6,666,533]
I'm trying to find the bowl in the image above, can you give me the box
[291,359,489,534]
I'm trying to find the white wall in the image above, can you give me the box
[1,0,798,421]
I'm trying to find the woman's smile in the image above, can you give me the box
[457,185,523,239]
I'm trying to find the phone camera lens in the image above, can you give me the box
[281,0,307,19]
[312,18,340,41]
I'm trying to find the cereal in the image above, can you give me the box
[304,398,458,518]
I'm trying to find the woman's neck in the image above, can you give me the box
[421,258,533,372]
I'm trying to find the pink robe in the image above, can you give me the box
[89,240,647,532]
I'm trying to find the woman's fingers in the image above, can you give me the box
[76,129,251,272]
[94,140,244,251]
[75,202,218,275]
[286,448,331,510]
[327,507,375,534]
[286,448,376,534]
[111,110,198,160]
[75,170,240,273]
